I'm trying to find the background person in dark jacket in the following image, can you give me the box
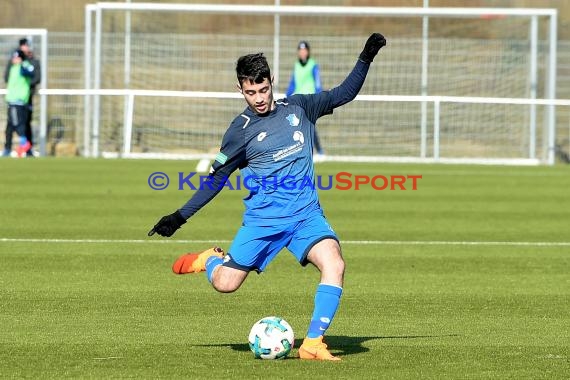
[4,49,35,157]
[4,38,41,157]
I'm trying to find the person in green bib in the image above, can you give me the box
[286,41,324,155]
[3,49,34,157]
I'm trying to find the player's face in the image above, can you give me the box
[298,48,309,62]
[239,77,274,115]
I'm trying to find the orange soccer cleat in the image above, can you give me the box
[298,336,341,361]
[172,247,224,274]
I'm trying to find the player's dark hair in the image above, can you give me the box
[236,53,271,87]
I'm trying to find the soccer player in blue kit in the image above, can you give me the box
[149,33,386,360]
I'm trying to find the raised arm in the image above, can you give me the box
[329,33,386,108]
[291,33,386,123]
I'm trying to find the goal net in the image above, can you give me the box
[85,4,558,164]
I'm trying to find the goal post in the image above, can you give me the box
[0,28,48,156]
[84,3,559,165]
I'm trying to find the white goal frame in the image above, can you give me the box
[84,3,559,165]
[0,28,48,156]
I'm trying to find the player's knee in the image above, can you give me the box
[210,265,248,293]
[323,254,345,278]
[332,255,345,277]
[211,276,241,293]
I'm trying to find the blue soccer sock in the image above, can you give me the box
[205,256,223,283]
[306,283,343,338]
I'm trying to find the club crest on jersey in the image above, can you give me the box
[257,131,268,142]
[286,113,300,127]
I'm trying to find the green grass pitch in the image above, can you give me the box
[0,158,568,379]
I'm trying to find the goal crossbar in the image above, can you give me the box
[93,3,556,18]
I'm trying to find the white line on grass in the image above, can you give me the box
[93,357,123,360]
[1,238,569,247]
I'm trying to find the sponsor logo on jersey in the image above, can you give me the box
[272,131,305,162]
[293,130,304,144]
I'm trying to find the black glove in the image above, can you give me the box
[359,33,387,64]
[148,210,186,237]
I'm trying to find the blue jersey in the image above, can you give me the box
[217,94,332,226]
[179,59,371,224]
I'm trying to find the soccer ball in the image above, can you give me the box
[248,316,295,360]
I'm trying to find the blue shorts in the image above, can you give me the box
[223,213,338,273]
